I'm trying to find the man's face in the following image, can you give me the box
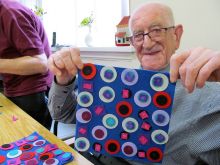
[130,7,181,71]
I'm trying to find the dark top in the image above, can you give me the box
[0,0,52,97]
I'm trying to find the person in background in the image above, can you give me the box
[170,47,220,92]
[0,0,52,129]
[48,2,220,165]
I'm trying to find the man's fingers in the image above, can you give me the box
[52,47,83,76]
[170,50,190,83]
[48,56,62,76]
[184,48,209,92]
[70,47,83,69]
[196,55,220,88]
[53,51,66,69]
[61,50,77,75]
[171,47,220,93]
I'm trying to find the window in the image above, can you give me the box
[39,0,129,47]
[19,0,38,8]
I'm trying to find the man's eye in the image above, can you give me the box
[134,34,143,38]
[152,29,162,33]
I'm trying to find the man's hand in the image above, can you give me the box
[48,47,83,85]
[170,47,220,93]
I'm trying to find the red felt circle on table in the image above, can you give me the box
[0,155,6,163]
[45,158,56,164]
[104,139,120,155]
[153,92,171,109]
[19,144,33,151]
[116,101,132,117]
[39,152,54,161]
[81,63,97,80]
[25,158,38,165]
[146,147,163,162]
[20,152,35,161]
[0,143,14,150]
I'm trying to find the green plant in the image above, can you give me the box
[33,5,47,17]
[80,13,94,27]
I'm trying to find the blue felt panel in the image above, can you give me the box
[0,132,74,165]
[75,64,176,163]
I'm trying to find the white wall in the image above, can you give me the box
[129,0,220,52]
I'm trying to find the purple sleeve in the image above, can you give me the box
[2,9,45,56]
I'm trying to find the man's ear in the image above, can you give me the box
[174,24,183,49]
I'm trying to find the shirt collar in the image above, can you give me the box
[140,65,170,73]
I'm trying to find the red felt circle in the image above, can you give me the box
[19,144,33,151]
[0,155,6,164]
[146,147,163,162]
[45,158,56,164]
[0,143,14,150]
[116,101,132,117]
[104,139,120,155]
[81,63,97,80]
[26,159,38,165]
[153,92,171,109]
[20,152,35,161]
[39,152,54,161]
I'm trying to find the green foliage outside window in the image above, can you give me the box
[80,13,94,27]
[34,5,47,17]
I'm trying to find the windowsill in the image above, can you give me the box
[79,46,136,60]
[51,45,139,68]
[79,46,135,53]
[51,45,136,61]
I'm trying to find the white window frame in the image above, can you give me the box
[20,0,129,47]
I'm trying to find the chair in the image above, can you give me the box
[50,120,76,145]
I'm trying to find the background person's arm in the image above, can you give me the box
[0,54,48,75]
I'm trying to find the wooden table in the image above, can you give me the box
[0,93,93,165]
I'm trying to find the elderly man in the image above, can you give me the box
[48,2,220,165]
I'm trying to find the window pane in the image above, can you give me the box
[76,0,122,47]
[42,0,77,46]
[19,0,36,8]
[41,0,128,47]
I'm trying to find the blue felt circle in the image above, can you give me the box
[121,69,138,86]
[99,86,115,103]
[134,90,151,107]
[100,66,117,83]
[122,117,139,133]
[75,137,90,152]
[150,73,169,91]
[151,130,168,145]
[152,110,170,126]
[77,91,93,107]
[102,114,118,129]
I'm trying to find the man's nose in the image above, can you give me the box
[142,35,155,49]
